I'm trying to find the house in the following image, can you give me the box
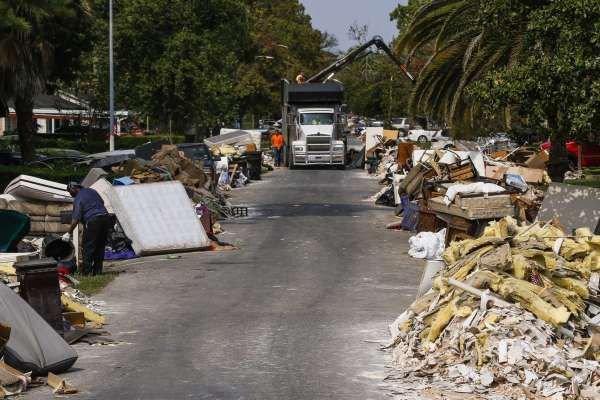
[0,94,88,135]
[0,93,130,136]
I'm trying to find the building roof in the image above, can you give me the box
[7,94,86,112]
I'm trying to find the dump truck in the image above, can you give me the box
[281,36,414,168]
[281,81,346,168]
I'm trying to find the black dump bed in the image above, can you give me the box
[283,82,344,105]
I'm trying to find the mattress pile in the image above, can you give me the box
[1,176,73,235]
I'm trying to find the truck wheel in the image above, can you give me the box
[417,135,428,144]
[337,164,346,170]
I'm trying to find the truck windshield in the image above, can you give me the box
[300,113,334,125]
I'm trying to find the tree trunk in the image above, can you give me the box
[547,114,570,182]
[14,95,36,162]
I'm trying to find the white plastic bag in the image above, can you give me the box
[408,228,447,260]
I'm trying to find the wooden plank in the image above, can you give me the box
[62,312,86,328]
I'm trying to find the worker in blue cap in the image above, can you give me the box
[63,182,112,275]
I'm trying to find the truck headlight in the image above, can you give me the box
[294,146,305,152]
[333,145,344,152]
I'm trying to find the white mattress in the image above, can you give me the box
[98,181,210,255]
[90,179,115,214]
[4,175,72,203]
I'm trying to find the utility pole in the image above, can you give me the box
[108,0,115,151]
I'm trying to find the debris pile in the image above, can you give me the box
[0,176,73,235]
[369,140,552,245]
[386,216,600,399]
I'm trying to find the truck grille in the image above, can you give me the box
[306,135,331,152]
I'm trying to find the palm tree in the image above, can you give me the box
[0,0,85,162]
[397,0,532,131]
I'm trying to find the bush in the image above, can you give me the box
[2,133,187,155]
[0,135,20,152]
[0,165,89,192]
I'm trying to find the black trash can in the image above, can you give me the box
[42,235,75,262]
[246,151,263,180]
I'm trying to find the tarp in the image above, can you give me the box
[92,180,210,255]
[0,283,77,375]
[3,175,72,203]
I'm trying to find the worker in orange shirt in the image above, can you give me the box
[271,129,285,167]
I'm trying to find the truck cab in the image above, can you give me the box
[282,81,346,167]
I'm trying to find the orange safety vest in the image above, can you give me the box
[271,133,284,149]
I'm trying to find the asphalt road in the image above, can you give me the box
[45,168,420,399]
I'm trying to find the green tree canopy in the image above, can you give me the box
[91,0,250,134]
[235,0,333,124]
[0,0,92,160]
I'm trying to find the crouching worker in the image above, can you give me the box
[63,182,112,275]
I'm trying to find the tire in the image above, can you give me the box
[417,135,428,144]
[337,164,346,170]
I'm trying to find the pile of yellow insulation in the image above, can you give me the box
[385,217,599,400]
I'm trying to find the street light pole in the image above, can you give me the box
[108,0,115,151]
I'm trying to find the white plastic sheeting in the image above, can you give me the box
[92,180,210,255]
[443,182,505,206]
[408,229,447,260]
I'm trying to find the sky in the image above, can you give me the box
[300,0,406,51]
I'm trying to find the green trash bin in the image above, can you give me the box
[0,210,31,252]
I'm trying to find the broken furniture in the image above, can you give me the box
[15,258,63,334]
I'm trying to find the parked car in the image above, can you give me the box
[369,119,385,127]
[0,152,23,166]
[177,143,217,189]
[400,128,450,144]
[391,117,410,131]
[0,150,84,167]
[540,140,600,168]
